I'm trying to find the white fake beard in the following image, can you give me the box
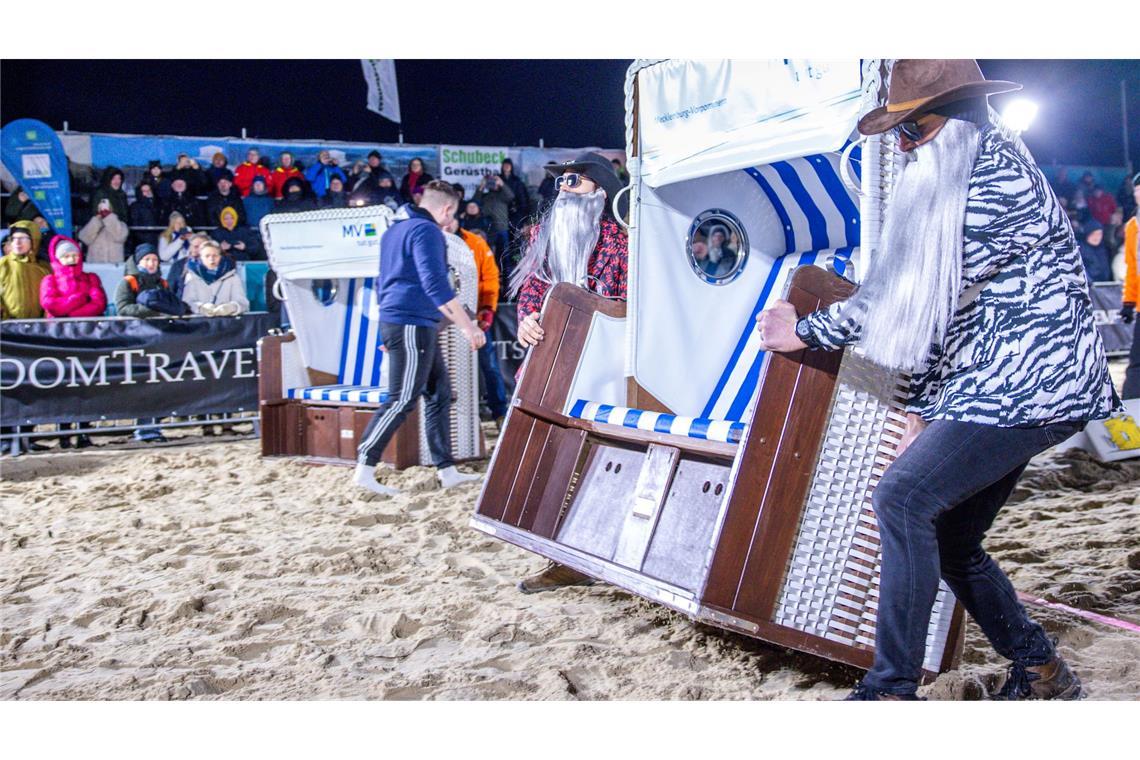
[509,188,605,297]
[839,118,981,371]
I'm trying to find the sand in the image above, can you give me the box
[2,420,1138,701]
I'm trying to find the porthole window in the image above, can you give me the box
[686,209,748,285]
[310,279,338,306]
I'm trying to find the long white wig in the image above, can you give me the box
[839,118,982,371]
[508,188,606,298]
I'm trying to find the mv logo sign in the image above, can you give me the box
[342,222,379,239]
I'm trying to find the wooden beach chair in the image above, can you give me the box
[471,60,966,679]
[258,206,484,468]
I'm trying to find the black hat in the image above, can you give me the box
[133,243,158,263]
[148,159,162,170]
[216,169,235,183]
[543,151,627,220]
[251,174,268,187]
[368,150,382,160]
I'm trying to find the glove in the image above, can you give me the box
[1122,303,1135,324]
[477,308,495,332]
[198,303,218,317]
[215,302,242,317]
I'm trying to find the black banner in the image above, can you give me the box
[1089,282,1134,357]
[491,302,525,392]
[1,313,275,426]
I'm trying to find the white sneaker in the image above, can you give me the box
[438,465,482,489]
[353,462,399,496]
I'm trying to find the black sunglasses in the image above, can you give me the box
[897,121,924,142]
[555,173,584,191]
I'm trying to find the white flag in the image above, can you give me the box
[361,59,401,124]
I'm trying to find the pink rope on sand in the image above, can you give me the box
[1017,591,1140,634]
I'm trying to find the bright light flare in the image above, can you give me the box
[1002,99,1039,133]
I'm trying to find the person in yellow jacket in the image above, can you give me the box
[1120,173,1140,398]
[0,220,52,319]
[447,217,509,426]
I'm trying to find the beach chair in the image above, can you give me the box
[472,60,966,679]
[258,206,484,468]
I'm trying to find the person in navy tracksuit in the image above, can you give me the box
[353,180,486,495]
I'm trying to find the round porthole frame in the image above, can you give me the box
[685,208,749,285]
[310,278,338,306]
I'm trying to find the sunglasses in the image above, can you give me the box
[555,173,585,191]
[897,121,924,142]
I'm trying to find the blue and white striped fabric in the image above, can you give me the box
[287,277,386,405]
[569,399,746,445]
[287,385,390,404]
[336,277,384,386]
[700,149,861,423]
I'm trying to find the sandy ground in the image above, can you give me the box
[2,416,1138,701]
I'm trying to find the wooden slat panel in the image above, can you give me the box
[502,419,552,527]
[477,413,537,521]
[515,299,571,407]
[304,406,340,459]
[702,267,855,619]
[539,307,595,409]
[524,427,589,539]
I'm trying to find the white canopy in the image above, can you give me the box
[261,205,396,281]
[636,59,863,188]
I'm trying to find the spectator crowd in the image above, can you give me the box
[1049,168,1139,284]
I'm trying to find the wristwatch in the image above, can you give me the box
[794,317,818,348]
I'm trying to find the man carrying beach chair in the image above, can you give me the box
[757,60,1119,700]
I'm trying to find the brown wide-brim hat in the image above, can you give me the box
[858,59,1021,136]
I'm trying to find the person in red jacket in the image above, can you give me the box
[268,151,304,199]
[234,148,272,197]
[39,236,108,319]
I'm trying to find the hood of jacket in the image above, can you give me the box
[48,236,86,277]
[8,220,42,260]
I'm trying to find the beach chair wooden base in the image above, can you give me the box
[258,333,424,469]
[472,273,966,679]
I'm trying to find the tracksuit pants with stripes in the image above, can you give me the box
[357,322,454,469]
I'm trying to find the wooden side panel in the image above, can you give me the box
[478,413,537,522]
[521,426,589,539]
[702,267,856,621]
[502,418,553,527]
[257,333,292,404]
[304,406,340,460]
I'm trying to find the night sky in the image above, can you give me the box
[2,59,1138,166]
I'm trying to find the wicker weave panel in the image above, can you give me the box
[416,235,483,464]
[774,351,958,671]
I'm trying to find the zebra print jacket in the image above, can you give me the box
[800,125,1120,427]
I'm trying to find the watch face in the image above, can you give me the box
[795,319,813,341]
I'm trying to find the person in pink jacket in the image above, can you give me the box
[39,236,108,319]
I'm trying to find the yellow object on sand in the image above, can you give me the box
[1103,415,1140,450]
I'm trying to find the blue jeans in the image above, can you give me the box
[862,417,1084,695]
[478,339,509,419]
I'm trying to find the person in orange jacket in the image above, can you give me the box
[446,216,508,425]
[234,148,272,197]
[1119,173,1140,398]
[268,151,304,200]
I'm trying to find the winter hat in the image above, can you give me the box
[216,169,235,184]
[133,242,158,264]
[251,174,268,188]
[148,160,163,171]
[368,150,382,160]
[54,239,81,260]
